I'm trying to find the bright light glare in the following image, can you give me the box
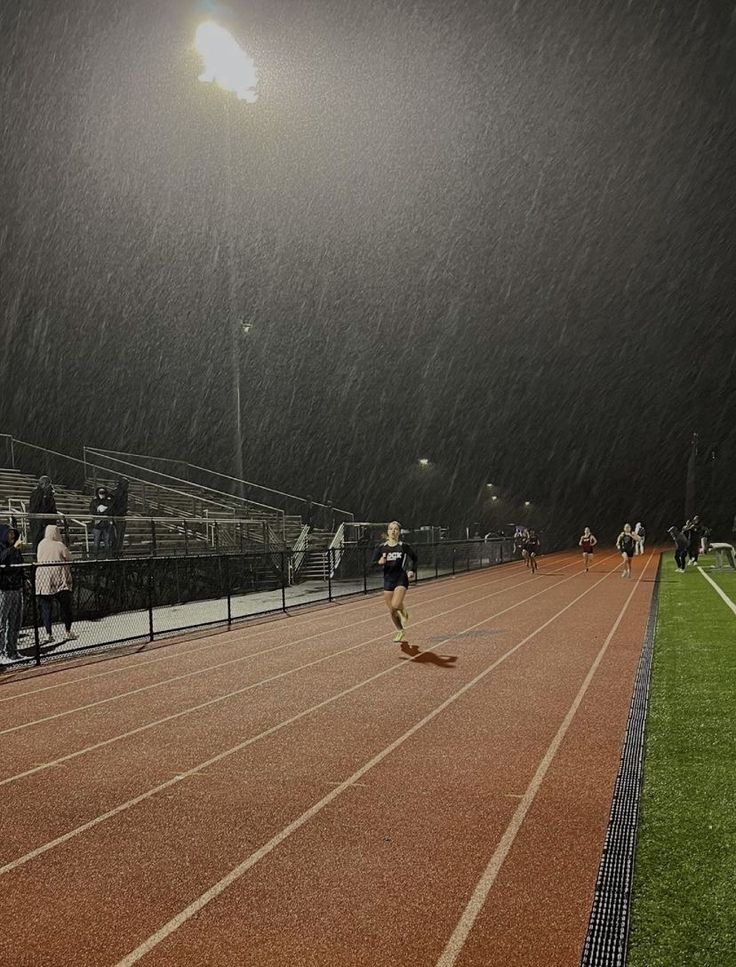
[419,458,429,466]
[195,21,258,102]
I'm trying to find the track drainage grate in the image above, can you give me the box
[581,557,661,966]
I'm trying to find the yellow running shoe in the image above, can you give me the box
[393,630,406,643]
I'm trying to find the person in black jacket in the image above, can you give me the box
[109,478,129,555]
[28,476,57,554]
[0,527,25,662]
[89,487,113,555]
[372,520,417,644]
[668,526,690,572]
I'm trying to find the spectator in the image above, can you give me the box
[668,526,689,573]
[0,527,25,662]
[35,525,77,644]
[683,515,703,565]
[109,478,129,555]
[89,486,114,555]
[324,499,334,532]
[634,521,646,555]
[28,475,57,554]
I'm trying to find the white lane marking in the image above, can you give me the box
[0,556,596,786]
[0,556,618,874]
[697,566,736,617]
[0,561,539,714]
[435,551,655,967]
[0,555,575,705]
[113,559,623,966]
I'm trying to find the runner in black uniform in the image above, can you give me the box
[616,523,640,578]
[372,521,417,644]
[523,530,540,573]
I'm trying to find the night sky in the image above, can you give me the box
[1,0,735,543]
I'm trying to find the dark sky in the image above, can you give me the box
[1,0,735,540]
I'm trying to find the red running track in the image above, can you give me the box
[0,548,657,966]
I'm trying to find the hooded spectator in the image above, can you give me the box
[28,475,57,553]
[35,525,76,644]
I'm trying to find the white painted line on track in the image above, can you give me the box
[0,555,618,875]
[0,556,605,788]
[434,550,656,967]
[697,566,736,618]
[0,556,583,736]
[0,561,537,706]
[107,559,624,966]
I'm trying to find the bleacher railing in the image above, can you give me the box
[0,538,517,669]
[84,447,355,528]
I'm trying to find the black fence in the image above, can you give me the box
[0,538,517,670]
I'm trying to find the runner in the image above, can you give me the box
[616,523,640,578]
[372,521,417,644]
[579,526,597,571]
[524,529,540,574]
[516,526,530,567]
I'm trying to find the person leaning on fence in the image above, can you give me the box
[28,475,57,554]
[0,527,26,662]
[35,525,77,644]
[89,487,114,555]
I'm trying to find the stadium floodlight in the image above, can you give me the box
[491,495,498,501]
[524,500,531,507]
[195,21,258,102]
[419,458,430,467]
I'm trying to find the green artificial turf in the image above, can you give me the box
[628,554,736,966]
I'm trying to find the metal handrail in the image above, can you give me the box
[328,522,346,576]
[87,447,355,522]
[85,448,284,518]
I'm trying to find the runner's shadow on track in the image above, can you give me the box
[399,642,457,667]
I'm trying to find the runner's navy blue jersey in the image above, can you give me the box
[372,541,417,575]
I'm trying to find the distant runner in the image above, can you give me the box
[579,527,598,571]
[524,529,540,574]
[616,523,641,578]
[372,521,417,644]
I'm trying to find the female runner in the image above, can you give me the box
[524,529,540,574]
[372,521,417,643]
[579,527,597,571]
[616,523,640,578]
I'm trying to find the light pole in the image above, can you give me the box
[194,20,258,499]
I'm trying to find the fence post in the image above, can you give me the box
[224,553,232,627]
[362,546,367,594]
[452,547,456,575]
[499,540,504,563]
[30,564,42,666]
[150,519,157,557]
[183,521,188,557]
[281,551,287,612]
[327,549,333,603]
[467,547,470,571]
[214,522,220,552]
[434,543,438,579]
[147,557,155,642]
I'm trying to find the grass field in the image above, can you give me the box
[628,553,736,966]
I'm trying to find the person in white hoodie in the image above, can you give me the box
[634,522,646,555]
[35,525,77,644]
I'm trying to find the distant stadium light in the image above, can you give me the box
[419,458,430,467]
[491,495,498,501]
[195,21,258,102]
[486,483,494,488]
[524,500,531,507]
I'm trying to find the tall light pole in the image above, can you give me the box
[194,21,258,499]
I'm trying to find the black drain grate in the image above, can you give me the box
[580,556,661,966]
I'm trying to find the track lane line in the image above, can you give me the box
[0,554,619,874]
[0,560,542,706]
[0,556,584,736]
[111,557,625,966]
[435,550,656,967]
[0,550,585,704]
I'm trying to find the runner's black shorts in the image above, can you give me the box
[384,572,409,591]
